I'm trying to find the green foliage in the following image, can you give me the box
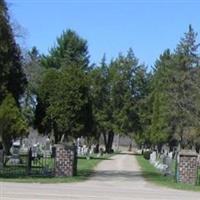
[0,94,27,153]
[36,65,91,142]
[143,151,151,160]
[149,50,173,145]
[90,55,112,137]
[0,0,27,153]
[3,0,198,153]
[41,29,90,71]
[0,0,26,104]
[90,50,150,151]
[23,47,45,94]
[22,47,45,125]
[109,49,150,138]
[35,30,92,142]
[149,25,200,148]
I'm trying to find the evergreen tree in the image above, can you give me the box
[36,65,91,143]
[170,25,200,148]
[149,50,173,148]
[22,47,45,125]
[90,49,149,152]
[35,29,92,141]
[0,0,26,104]
[0,94,27,154]
[41,29,90,71]
[110,49,148,137]
[149,26,200,149]
[90,55,113,152]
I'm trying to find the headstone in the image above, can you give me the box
[89,146,94,156]
[150,151,157,164]
[197,154,200,167]
[86,147,90,160]
[164,156,173,175]
[32,143,40,158]
[43,138,51,157]
[81,146,84,156]
[158,154,164,164]
[82,145,88,156]
[162,144,169,156]
[8,140,21,165]
[77,138,81,147]
[20,138,29,154]
[157,163,168,172]
[77,146,81,156]
[154,161,159,168]
[168,152,173,159]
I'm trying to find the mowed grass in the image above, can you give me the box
[0,154,113,183]
[136,155,200,191]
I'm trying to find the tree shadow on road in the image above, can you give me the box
[91,170,144,181]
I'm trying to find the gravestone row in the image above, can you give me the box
[149,149,200,185]
[149,151,174,176]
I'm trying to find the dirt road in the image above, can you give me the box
[1,153,200,200]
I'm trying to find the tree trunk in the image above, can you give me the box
[157,144,163,154]
[103,131,114,153]
[2,135,12,155]
[54,131,60,144]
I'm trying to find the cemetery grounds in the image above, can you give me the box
[136,150,200,191]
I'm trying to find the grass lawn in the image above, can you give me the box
[136,155,200,191]
[0,154,113,183]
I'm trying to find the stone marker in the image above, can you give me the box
[150,151,156,164]
[8,141,21,165]
[168,152,173,159]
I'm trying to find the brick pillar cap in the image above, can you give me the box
[54,144,76,150]
[179,150,197,157]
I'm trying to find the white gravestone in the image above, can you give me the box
[168,152,173,159]
[150,151,157,164]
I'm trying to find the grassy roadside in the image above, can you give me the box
[0,154,114,183]
[136,155,200,192]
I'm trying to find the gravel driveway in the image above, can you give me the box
[1,153,200,200]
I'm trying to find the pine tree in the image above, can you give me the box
[170,25,200,148]
[0,94,27,154]
[149,26,200,149]
[0,0,26,104]
[90,55,113,152]
[35,30,92,141]
[22,47,45,125]
[149,50,173,148]
[41,29,90,71]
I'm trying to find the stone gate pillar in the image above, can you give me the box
[177,150,198,185]
[55,144,77,177]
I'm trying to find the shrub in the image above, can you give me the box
[143,151,151,160]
